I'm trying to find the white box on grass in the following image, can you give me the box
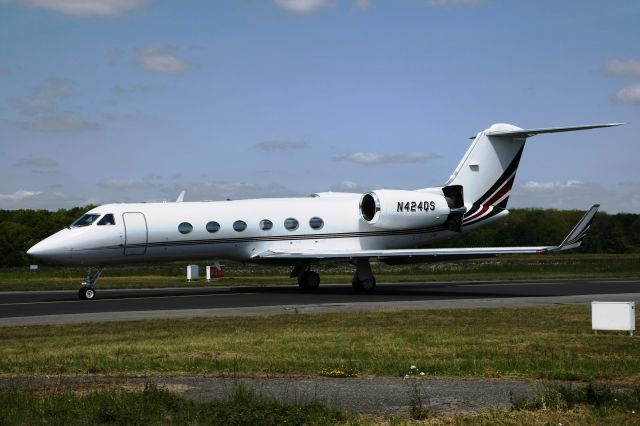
[592,301,635,336]
[186,265,199,281]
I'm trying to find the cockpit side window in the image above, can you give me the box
[70,214,101,228]
[97,214,116,226]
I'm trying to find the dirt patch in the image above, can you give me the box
[0,375,536,414]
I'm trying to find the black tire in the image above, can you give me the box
[351,278,363,292]
[85,288,96,300]
[306,271,320,290]
[298,271,310,289]
[298,271,320,290]
[352,277,376,292]
[361,278,376,292]
[78,287,96,300]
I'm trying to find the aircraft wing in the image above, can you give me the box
[253,205,600,262]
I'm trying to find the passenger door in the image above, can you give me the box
[122,212,148,256]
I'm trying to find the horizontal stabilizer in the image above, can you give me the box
[484,123,623,139]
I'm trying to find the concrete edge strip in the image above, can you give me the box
[1,293,639,327]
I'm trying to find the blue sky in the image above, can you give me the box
[1,0,639,212]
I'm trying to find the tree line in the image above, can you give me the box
[0,206,638,267]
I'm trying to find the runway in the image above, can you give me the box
[1,278,639,326]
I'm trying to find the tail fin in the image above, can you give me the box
[444,122,621,227]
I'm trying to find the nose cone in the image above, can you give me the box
[27,234,72,263]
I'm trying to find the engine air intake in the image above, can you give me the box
[360,193,379,222]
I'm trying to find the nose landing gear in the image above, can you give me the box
[79,267,103,300]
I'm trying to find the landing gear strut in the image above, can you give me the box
[352,258,376,292]
[79,267,103,300]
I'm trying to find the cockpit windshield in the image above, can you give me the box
[97,214,115,226]
[70,214,101,228]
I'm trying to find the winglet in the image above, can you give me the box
[176,190,186,203]
[556,204,600,251]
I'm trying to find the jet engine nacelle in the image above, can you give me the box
[359,189,452,230]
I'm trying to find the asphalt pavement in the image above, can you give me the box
[1,278,639,326]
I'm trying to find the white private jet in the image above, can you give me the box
[28,122,619,300]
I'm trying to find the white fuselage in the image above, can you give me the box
[28,192,497,266]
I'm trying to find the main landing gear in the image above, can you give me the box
[290,258,377,292]
[79,267,103,300]
[291,265,321,290]
[351,258,376,292]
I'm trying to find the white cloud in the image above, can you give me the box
[159,180,302,201]
[355,0,372,11]
[136,44,193,75]
[0,189,98,209]
[0,189,43,202]
[510,180,640,213]
[521,180,583,190]
[335,151,440,165]
[613,84,640,104]
[14,78,74,115]
[41,79,74,98]
[14,158,58,168]
[23,113,98,132]
[604,59,640,77]
[21,0,145,17]
[112,84,159,95]
[97,178,156,190]
[427,0,485,6]
[275,0,333,15]
[329,180,373,193]
[14,96,55,114]
[256,140,309,151]
[9,78,96,132]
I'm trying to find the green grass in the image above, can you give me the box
[1,253,639,291]
[2,383,639,425]
[1,306,638,381]
[0,383,349,426]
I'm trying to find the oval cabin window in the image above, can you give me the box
[206,221,220,233]
[284,218,299,231]
[233,220,247,232]
[259,219,273,231]
[178,222,193,234]
[309,217,324,230]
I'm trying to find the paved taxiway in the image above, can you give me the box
[1,278,639,326]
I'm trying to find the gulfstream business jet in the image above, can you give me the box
[28,122,619,300]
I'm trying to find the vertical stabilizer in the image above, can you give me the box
[442,122,620,228]
[445,123,525,226]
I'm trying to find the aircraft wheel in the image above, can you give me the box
[352,278,376,292]
[79,287,96,300]
[298,271,320,290]
[351,278,363,292]
[361,278,376,291]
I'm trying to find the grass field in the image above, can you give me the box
[1,305,638,382]
[1,253,639,291]
[2,381,639,425]
[3,305,639,424]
